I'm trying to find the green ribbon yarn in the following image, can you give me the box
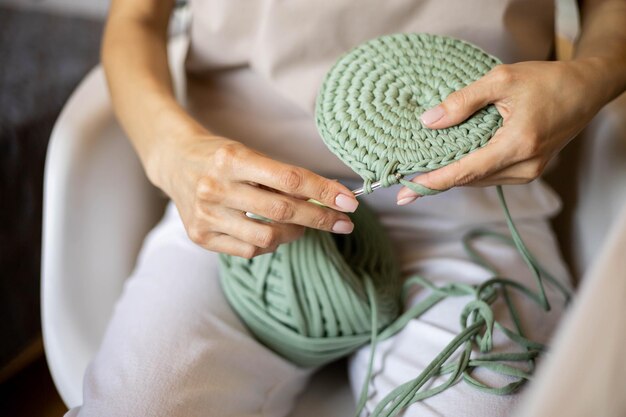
[219,33,571,417]
[220,202,402,368]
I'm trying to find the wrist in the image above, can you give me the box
[570,56,626,106]
[143,116,211,192]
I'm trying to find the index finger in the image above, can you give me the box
[235,152,359,213]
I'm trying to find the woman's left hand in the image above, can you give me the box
[396,59,609,205]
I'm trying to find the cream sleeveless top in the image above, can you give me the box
[184,0,561,223]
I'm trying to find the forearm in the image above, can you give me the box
[102,0,207,186]
[574,0,626,104]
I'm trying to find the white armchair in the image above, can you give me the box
[42,34,626,417]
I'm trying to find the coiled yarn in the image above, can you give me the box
[220,202,402,368]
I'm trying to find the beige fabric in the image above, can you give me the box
[186,0,555,113]
[514,202,626,417]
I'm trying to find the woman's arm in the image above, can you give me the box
[576,0,626,99]
[102,0,204,181]
[102,0,202,182]
[396,0,626,205]
[102,0,359,258]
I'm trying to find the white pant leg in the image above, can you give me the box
[67,202,313,417]
[348,186,572,417]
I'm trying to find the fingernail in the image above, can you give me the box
[420,106,445,126]
[397,196,418,206]
[332,220,354,234]
[335,193,359,213]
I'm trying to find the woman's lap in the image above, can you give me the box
[67,203,313,417]
[69,184,571,417]
[348,211,570,417]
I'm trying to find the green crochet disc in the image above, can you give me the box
[315,33,503,193]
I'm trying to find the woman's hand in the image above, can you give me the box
[102,0,360,259]
[151,134,359,258]
[396,59,612,205]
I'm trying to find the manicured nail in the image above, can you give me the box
[420,106,445,126]
[335,193,359,213]
[332,220,354,234]
[397,196,418,206]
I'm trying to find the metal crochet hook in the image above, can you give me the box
[351,173,404,197]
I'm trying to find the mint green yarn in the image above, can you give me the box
[219,33,571,417]
[316,33,502,194]
[220,202,402,368]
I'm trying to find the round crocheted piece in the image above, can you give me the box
[316,33,503,193]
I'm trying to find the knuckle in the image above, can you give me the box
[490,65,513,84]
[239,245,258,260]
[193,198,214,218]
[312,211,334,230]
[522,134,542,157]
[316,181,334,203]
[203,239,222,254]
[255,227,278,248]
[196,177,220,201]
[278,167,304,192]
[187,223,207,245]
[213,142,242,171]
[446,90,468,113]
[454,168,481,187]
[447,159,481,187]
[268,199,294,221]
[524,161,544,182]
[263,244,280,255]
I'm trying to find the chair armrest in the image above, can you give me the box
[42,35,189,407]
[41,63,166,407]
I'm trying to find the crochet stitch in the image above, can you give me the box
[316,33,502,194]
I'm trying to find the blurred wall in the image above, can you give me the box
[0,0,109,18]
[0,4,103,380]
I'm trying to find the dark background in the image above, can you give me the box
[0,5,103,414]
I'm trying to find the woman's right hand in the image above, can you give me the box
[101,1,357,259]
[101,1,358,258]
[151,133,360,259]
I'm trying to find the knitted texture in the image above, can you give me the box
[316,33,503,193]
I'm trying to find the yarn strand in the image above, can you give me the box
[353,185,570,417]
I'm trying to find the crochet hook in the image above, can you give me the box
[351,173,403,197]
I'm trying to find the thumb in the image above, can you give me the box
[420,75,497,129]
[396,128,511,204]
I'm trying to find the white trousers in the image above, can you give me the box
[67,182,571,417]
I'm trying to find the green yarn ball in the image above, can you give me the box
[316,33,503,193]
[219,203,402,367]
